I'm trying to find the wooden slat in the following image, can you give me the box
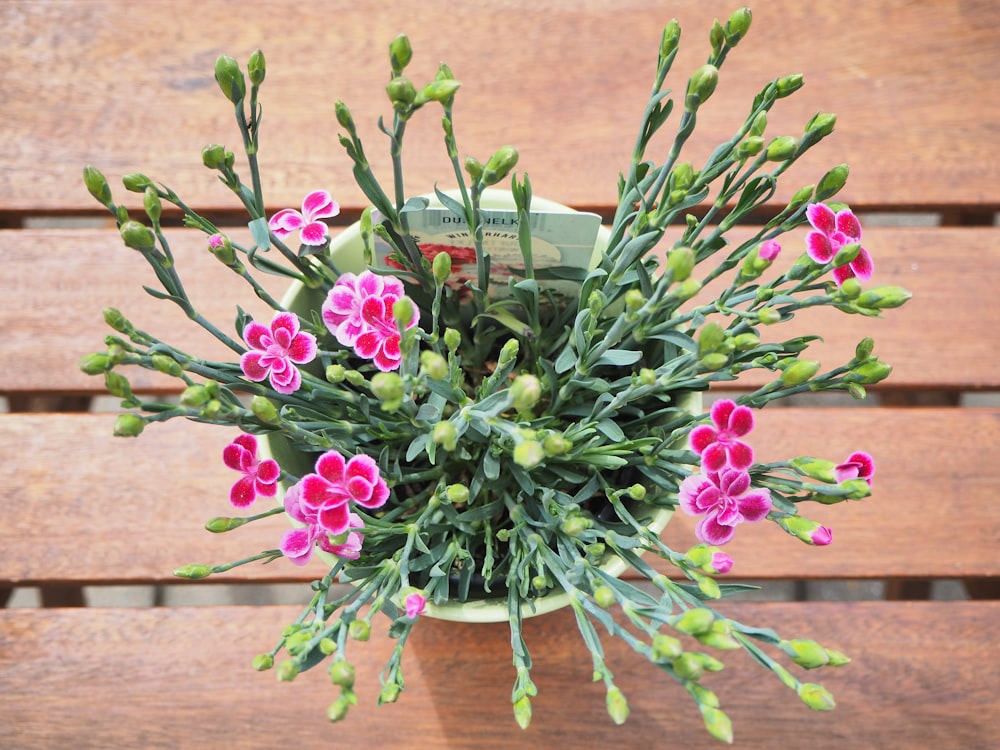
[1,602,997,749]
[3,225,998,395]
[2,1,997,216]
[4,408,997,587]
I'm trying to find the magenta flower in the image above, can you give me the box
[268,190,340,246]
[208,233,225,249]
[758,239,781,261]
[805,203,873,286]
[405,592,427,619]
[689,399,755,472]
[240,311,317,395]
[834,451,875,486]
[322,271,407,347]
[810,525,834,546]
[280,481,365,566]
[322,269,419,372]
[222,434,280,508]
[679,468,772,545]
[710,550,734,574]
[297,450,389,538]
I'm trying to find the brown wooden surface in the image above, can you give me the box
[3,225,998,395]
[4,408,998,587]
[2,0,998,218]
[2,601,997,749]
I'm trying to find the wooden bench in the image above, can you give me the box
[2,1,998,747]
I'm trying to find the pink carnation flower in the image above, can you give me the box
[834,451,875,486]
[805,203,873,286]
[222,434,280,508]
[280,480,365,566]
[268,190,340,246]
[405,592,427,619]
[240,311,317,395]
[689,399,755,472]
[297,451,389,537]
[679,468,772,545]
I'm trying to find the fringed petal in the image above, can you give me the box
[806,202,836,235]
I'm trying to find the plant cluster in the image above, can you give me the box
[81,7,909,742]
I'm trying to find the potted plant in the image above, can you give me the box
[81,7,909,742]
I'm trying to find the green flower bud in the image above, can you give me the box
[445,483,470,505]
[83,165,112,206]
[855,285,912,310]
[624,288,645,312]
[386,76,416,109]
[732,332,760,351]
[839,277,862,299]
[659,19,681,60]
[498,337,520,366]
[204,516,247,533]
[510,374,542,412]
[344,369,365,386]
[593,585,616,609]
[329,659,355,689]
[701,706,734,744]
[605,686,630,725]
[765,135,798,161]
[699,352,727,371]
[780,358,820,386]
[151,353,182,377]
[432,250,452,283]
[327,695,352,722]
[785,639,831,669]
[757,307,781,325]
[685,64,719,110]
[247,49,266,86]
[674,278,702,302]
[103,308,131,333]
[245,397,278,425]
[214,54,246,103]
[113,413,145,437]
[671,162,695,191]
[826,648,852,667]
[202,144,227,169]
[389,34,413,75]
[326,364,346,383]
[697,322,725,356]
[798,682,836,711]
[807,111,837,138]
[481,145,519,186]
[673,607,715,636]
[848,359,893,385]
[750,111,768,137]
[420,78,462,104]
[816,164,849,199]
[671,652,704,681]
[724,7,752,45]
[371,372,405,411]
[560,515,591,537]
[104,370,133,399]
[348,620,371,642]
[379,681,402,705]
[667,246,696,281]
[651,633,683,662]
[735,135,764,159]
[173,563,212,579]
[119,220,156,251]
[334,100,355,131]
[513,695,533,729]
[464,155,483,181]
[639,368,657,386]
[775,73,805,98]
[855,337,875,361]
[121,173,152,192]
[542,433,572,456]
[79,353,111,375]
[514,440,545,470]
[443,327,462,352]
[788,184,815,211]
[790,456,837,483]
[419,351,448,380]
[432,421,458,451]
[833,241,862,267]
[252,653,273,671]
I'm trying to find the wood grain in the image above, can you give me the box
[2,225,997,395]
[2,0,997,216]
[3,408,998,586]
[1,601,997,749]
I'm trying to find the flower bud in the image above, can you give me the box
[780,358,820,386]
[386,76,416,109]
[207,233,237,266]
[833,241,862,267]
[173,563,212,579]
[735,135,764,159]
[419,351,448,381]
[855,286,912,310]
[798,682,836,711]
[513,695,532,729]
[443,327,462,352]
[542,433,572,456]
[671,652,704,681]
[250,395,281,423]
[673,278,702,302]
[214,54,246,103]
[651,633,683,662]
[848,359,893,385]
[593,585,616,609]
[119,220,156,251]
[327,695,352,722]
[514,440,545,470]
[83,165,112,206]
[371,372,405,410]
[329,659,355,689]
[113,413,145,437]
[432,250,452,283]
[201,144,227,170]
[765,135,798,161]
[775,73,805,98]
[393,297,417,329]
[671,162,695,191]
[624,288,645,312]
[481,145,519,186]
[724,7,752,45]
[776,515,833,545]
[732,332,760,351]
[807,112,837,138]
[102,308,131,334]
[659,19,681,60]
[420,79,462,104]
[464,155,483,181]
[785,639,831,669]
[790,456,837,483]
[348,620,371,642]
[326,364,346,383]
[757,307,781,325]
[839,277,862,299]
[334,100,355,131]
[816,164,849,199]
[389,34,413,74]
[672,607,715,636]
[855,337,875,361]
[344,369,365,386]
[605,686,630,725]
[205,516,247,533]
[510,374,542,412]
[445,483,470,505]
[685,65,719,110]
[252,653,273,671]
[121,173,152,192]
[432,421,458,451]
[498,337,520,366]
[79,353,111,375]
[247,49,266,86]
[788,184,815,211]
[151,353,182,377]
[104,370,133,399]
[667,246,696,281]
